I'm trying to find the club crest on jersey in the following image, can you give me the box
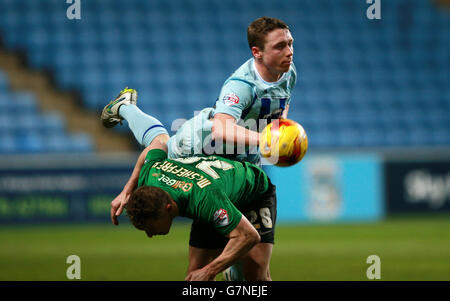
[213,209,229,226]
[223,93,239,106]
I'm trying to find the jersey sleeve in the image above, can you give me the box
[138,149,168,187]
[195,189,243,237]
[144,149,168,164]
[213,80,254,121]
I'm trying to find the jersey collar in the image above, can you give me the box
[252,58,287,86]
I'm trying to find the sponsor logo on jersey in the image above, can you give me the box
[157,174,193,192]
[223,93,239,106]
[213,209,229,226]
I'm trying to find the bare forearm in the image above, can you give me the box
[122,147,150,193]
[212,116,261,146]
[185,216,260,281]
[123,134,169,194]
[204,234,257,276]
[228,124,260,146]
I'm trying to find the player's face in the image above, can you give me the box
[260,28,294,75]
[141,210,173,238]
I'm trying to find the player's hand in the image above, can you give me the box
[110,191,130,226]
[185,268,216,281]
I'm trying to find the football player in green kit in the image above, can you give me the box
[117,134,276,281]
[104,16,295,280]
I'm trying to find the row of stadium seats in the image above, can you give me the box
[0,0,448,150]
[0,72,93,153]
[310,128,449,148]
[0,132,93,154]
[0,0,443,18]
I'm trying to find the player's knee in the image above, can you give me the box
[187,258,205,274]
[243,255,270,281]
[187,247,220,274]
[243,264,270,281]
[188,254,215,271]
[245,271,271,281]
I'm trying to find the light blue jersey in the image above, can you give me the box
[167,58,297,165]
[214,58,297,129]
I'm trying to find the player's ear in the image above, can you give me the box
[252,46,262,59]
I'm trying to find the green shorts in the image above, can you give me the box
[189,181,277,249]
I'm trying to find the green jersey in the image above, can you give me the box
[138,149,269,236]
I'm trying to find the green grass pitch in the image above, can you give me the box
[0,215,449,281]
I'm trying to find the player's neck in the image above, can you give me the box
[254,60,282,83]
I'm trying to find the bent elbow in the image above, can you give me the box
[255,232,261,244]
[249,231,261,246]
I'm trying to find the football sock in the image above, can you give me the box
[119,104,169,147]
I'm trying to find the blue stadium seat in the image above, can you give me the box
[0,134,17,153]
[68,133,95,153]
[0,0,448,149]
[40,113,66,134]
[15,132,44,153]
[0,71,94,154]
[13,92,38,113]
[0,113,14,134]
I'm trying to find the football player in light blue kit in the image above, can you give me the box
[170,49,296,165]
[103,17,296,281]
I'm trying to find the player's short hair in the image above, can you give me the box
[126,186,172,229]
[247,16,290,51]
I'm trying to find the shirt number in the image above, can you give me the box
[246,207,273,229]
[172,157,234,179]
